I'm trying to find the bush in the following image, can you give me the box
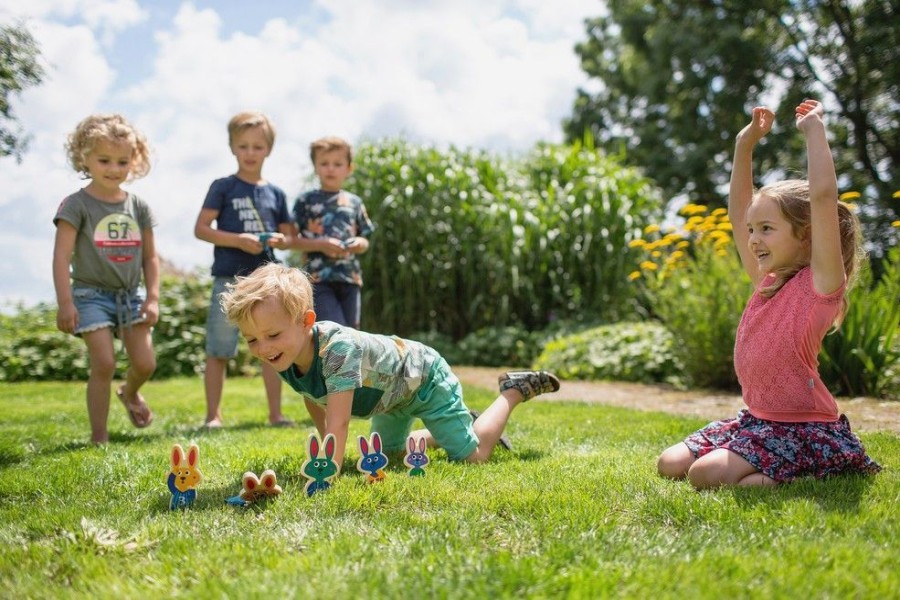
[0,304,89,382]
[820,246,900,399]
[0,273,258,382]
[629,204,751,390]
[411,325,546,368]
[533,321,684,386]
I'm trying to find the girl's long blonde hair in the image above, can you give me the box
[754,179,864,327]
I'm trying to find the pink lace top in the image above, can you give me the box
[733,266,845,422]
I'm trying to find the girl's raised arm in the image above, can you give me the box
[796,100,843,296]
[729,106,774,286]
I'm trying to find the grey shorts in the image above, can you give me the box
[205,276,240,358]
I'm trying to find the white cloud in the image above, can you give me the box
[0,0,601,308]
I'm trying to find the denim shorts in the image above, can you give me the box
[73,286,146,335]
[205,276,240,358]
[370,357,478,461]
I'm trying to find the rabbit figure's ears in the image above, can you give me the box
[417,438,426,453]
[186,444,200,467]
[323,433,336,459]
[171,443,200,468]
[242,471,261,491]
[171,444,185,468]
[407,436,417,453]
[259,469,279,490]
[359,432,382,455]
[308,433,336,459]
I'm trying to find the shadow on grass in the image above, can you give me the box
[730,472,878,513]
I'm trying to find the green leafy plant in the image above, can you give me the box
[534,321,683,386]
[629,204,752,390]
[820,246,900,399]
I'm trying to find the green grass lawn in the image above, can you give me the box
[0,377,897,599]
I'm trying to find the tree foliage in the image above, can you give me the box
[566,0,899,254]
[0,22,44,161]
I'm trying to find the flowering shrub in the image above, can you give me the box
[628,204,752,390]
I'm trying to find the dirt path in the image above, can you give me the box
[454,366,900,434]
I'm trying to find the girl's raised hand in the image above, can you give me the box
[737,106,774,147]
[795,99,825,132]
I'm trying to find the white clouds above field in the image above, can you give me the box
[0,0,602,307]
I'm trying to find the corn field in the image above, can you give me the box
[349,138,664,339]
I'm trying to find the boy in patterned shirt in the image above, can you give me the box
[291,136,374,328]
[220,263,560,469]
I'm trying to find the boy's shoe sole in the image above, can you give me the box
[498,370,561,401]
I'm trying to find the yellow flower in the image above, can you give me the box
[680,203,708,216]
[676,240,690,249]
[628,271,641,281]
[669,250,685,260]
[628,239,647,249]
[893,190,900,199]
[839,191,861,201]
[662,233,683,244]
[640,261,658,271]
[716,222,733,231]
[710,207,727,217]
[643,224,661,234]
[891,220,900,228]
[651,250,662,258]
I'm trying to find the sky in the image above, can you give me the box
[0,0,603,309]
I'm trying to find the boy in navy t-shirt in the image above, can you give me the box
[194,111,294,428]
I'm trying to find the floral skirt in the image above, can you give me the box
[683,409,882,483]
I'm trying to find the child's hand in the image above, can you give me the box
[56,302,78,334]
[268,233,289,250]
[343,237,365,253]
[321,237,350,259]
[795,99,825,133]
[141,299,159,326]
[237,232,265,254]
[737,106,775,147]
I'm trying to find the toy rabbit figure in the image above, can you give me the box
[226,469,283,506]
[356,432,389,483]
[404,436,429,477]
[301,433,338,497]
[168,443,202,510]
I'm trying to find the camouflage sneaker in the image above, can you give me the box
[498,371,561,401]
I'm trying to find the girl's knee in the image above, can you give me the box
[657,445,692,479]
[89,354,117,379]
[132,356,157,379]
[687,451,754,489]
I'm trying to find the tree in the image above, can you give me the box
[1,22,45,161]
[566,0,899,255]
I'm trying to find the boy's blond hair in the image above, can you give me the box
[66,113,151,180]
[309,136,352,164]
[221,263,314,328]
[228,111,276,149]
